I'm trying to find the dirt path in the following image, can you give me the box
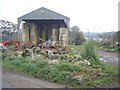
[98,50,118,65]
[2,66,67,88]
[77,49,118,65]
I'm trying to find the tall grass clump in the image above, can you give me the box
[81,40,100,66]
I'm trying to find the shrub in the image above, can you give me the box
[2,49,118,87]
[55,60,82,72]
[36,60,81,83]
[1,50,16,60]
[21,62,36,73]
[98,60,118,74]
[33,59,48,68]
[40,66,70,82]
[81,40,100,65]
[10,59,22,66]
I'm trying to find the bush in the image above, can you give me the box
[1,50,16,60]
[55,60,82,72]
[2,49,118,87]
[33,59,48,68]
[36,60,82,82]
[81,40,99,65]
[98,60,118,74]
[40,66,70,82]
[10,59,22,66]
[21,62,37,74]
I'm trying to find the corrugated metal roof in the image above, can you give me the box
[18,7,70,28]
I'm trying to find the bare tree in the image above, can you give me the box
[0,20,17,36]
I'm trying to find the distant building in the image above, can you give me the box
[18,7,70,47]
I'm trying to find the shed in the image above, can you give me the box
[18,7,70,47]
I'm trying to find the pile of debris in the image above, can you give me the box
[14,45,91,66]
[3,40,91,66]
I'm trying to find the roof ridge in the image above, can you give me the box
[18,7,69,20]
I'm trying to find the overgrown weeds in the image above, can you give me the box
[1,41,119,87]
[81,40,100,66]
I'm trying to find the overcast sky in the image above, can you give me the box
[0,0,119,32]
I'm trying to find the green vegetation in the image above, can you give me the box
[97,45,120,52]
[2,55,118,87]
[68,45,81,50]
[2,58,118,87]
[2,57,78,86]
[81,40,99,66]
[69,26,85,45]
[1,40,118,87]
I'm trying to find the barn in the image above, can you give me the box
[18,7,70,47]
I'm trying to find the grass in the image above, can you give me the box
[68,45,82,50]
[97,45,120,52]
[98,60,118,74]
[2,57,78,86]
[86,76,115,86]
[1,42,119,88]
[2,56,118,87]
[80,41,100,66]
